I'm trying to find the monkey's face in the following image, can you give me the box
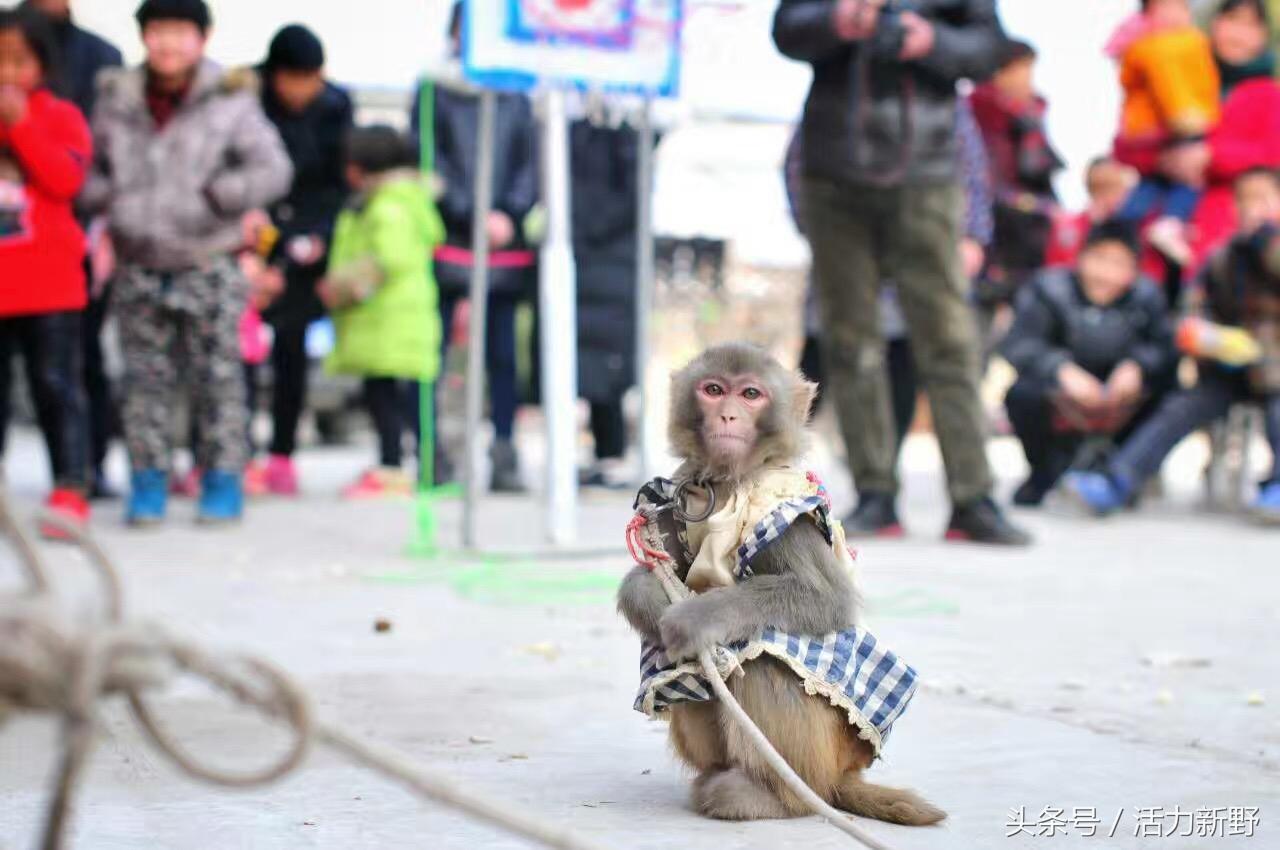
[695,373,769,469]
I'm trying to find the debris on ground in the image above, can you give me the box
[520,642,561,661]
[373,618,392,633]
[468,735,494,745]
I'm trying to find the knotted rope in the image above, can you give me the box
[0,494,613,850]
[629,508,896,850]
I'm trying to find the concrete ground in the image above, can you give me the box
[1,425,1277,850]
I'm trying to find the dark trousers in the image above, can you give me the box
[82,282,115,475]
[800,331,916,448]
[589,399,626,460]
[364,377,411,468]
[888,338,918,448]
[804,177,994,505]
[268,323,308,457]
[1110,369,1280,486]
[0,311,90,489]
[1006,378,1165,491]
[440,291,519,441]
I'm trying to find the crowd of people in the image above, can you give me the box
[777,0,1280,541]
[0,0,646,534]
[2,0,1278,541]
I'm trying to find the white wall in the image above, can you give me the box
[71,0,454,90]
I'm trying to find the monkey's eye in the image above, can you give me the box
[742,387,763,401]
[703,383,725,397]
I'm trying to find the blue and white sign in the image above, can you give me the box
[464,0,683,96]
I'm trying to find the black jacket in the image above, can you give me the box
[1199,230,1280,328]
[571,119,641,402]
[772,0,1005,186]
[36,11,122,120]
[262,80,353,242]
[1001,268,1176,388]
[261,79,354,327]
[411,80,538,295]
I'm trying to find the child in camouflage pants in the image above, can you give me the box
[81,0,291,524]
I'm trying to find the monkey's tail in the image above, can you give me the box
[834,775,947,827]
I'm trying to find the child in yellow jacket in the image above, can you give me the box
[1111,0,1221,265]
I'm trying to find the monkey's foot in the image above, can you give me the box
[692,768,795,820]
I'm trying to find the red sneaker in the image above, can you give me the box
[244,459,268,497]
[41,488,90,540]
[171,466,201,498]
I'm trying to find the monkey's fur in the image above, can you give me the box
[618,343,944,825]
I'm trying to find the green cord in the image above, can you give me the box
[413,81,440,557]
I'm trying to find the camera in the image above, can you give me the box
[867,0,918,61]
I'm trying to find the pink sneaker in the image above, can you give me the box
[244,459,268,497]
[265,454,299,496]
[171,467,201,498]
[342,468,413,500]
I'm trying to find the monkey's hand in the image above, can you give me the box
[617,565,671,644]
[658,592,737,661]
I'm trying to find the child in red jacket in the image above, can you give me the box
[0,9,93,533]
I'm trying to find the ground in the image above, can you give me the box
[1,426,1276,850]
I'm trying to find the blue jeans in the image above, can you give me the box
[1109,369,1280,487]
[1118,176,1201,223]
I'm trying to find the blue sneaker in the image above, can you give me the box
[1250,481,1280,525]
[198,470,244,523]
[1062,471,1131,517]
[127,469,168,526]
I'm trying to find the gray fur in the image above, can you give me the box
[658,518,860,660]
[667,343,817,485]
[617,565,672,644]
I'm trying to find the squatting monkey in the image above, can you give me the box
[618,343,943,825]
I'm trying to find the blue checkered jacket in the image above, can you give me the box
[631,477,919,758]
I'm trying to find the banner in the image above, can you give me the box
[463,0,683,96]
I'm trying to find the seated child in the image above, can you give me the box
[1065,167,1280,522]
[1002,221,1177,506]
[1046,156,1139,269]
[1112,0,1221,266]
[320,125,443,498]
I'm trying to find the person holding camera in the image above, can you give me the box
[773,0,1031,545]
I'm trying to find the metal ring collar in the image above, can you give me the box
[673,480,716,523]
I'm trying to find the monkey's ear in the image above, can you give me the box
[792,378,819,423]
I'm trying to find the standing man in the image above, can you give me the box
[23,0,122,500]
[773,0,1031,544]
[410,2,539,492]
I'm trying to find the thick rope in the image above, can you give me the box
[0,496,614,850]
[633,514,896,850]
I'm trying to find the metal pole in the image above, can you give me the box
[463,89,497,550]
[538,89,579,545]
[634,98,656,483]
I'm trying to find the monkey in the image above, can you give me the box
[618,342,944,826]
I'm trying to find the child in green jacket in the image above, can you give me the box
[319,125,443,497]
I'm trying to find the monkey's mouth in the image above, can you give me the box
[707,433,750,447]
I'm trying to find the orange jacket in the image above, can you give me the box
[1119,27,1220,143]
